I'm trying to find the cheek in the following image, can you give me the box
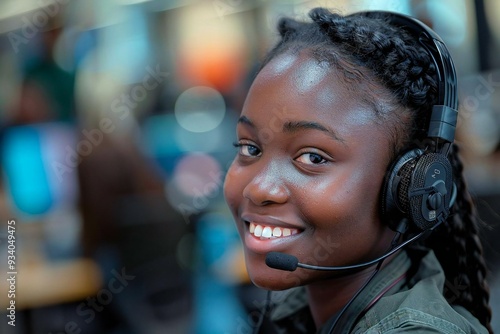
[306,167,385,235]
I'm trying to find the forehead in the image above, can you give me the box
[243,51,381,133]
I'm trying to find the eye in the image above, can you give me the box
[233,142,262,157]
[296,152,327,165]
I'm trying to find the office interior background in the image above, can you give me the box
[0,0,499,333]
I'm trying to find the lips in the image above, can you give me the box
[240,213,305,254]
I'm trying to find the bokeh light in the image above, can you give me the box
[174,86,226,133]
[166,153,223,218]
[172,153,222,198]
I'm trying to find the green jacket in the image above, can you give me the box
[269,248,488,333]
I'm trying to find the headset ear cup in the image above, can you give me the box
[406,152,453,230]
[381,148,423,231]
[395,158,416,214]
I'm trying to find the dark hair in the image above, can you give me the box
[259,7,492,333]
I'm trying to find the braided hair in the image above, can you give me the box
[259,7,492,332]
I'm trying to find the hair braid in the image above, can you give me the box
[309,8,438,118]
[424,144,493,332]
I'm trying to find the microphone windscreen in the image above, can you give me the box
[265,252,299,271]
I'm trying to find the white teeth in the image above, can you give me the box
[254,225,263,237]
[262,226,272,238]
[248,223,299,239]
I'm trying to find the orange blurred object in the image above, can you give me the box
[178,46,247,93]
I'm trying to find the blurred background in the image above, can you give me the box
[0,0,498,333]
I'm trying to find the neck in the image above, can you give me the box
[305,266,377,329]
[305,249,401,330]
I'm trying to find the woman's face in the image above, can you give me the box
[224,51,396,289]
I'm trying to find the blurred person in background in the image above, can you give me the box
[9,16,75,126]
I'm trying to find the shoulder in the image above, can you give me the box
[352,249,488,334]
[354,307,487,333]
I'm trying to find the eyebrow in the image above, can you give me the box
[238,116,346,145]
[237,115,254,127]
[283,120,346,145]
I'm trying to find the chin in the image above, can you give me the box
[246,255,302,290]
[250,276,296,291]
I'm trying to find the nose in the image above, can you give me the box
[242,162,289,206]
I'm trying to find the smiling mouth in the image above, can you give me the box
[248,222,301,239]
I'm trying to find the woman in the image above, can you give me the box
[223,8,492,333]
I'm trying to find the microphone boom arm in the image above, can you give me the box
[295,229,429,271]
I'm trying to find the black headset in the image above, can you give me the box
[359,11,459,233]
